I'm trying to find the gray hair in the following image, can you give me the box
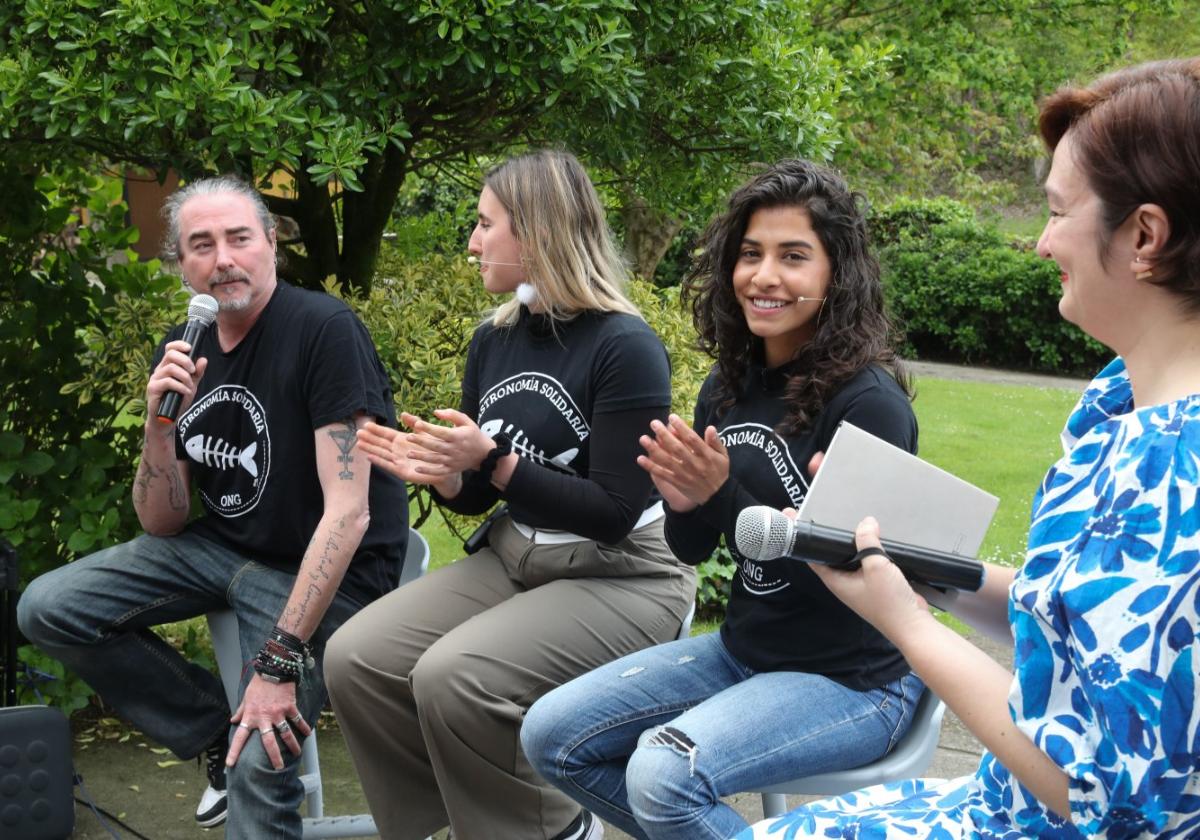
[160,175,275,264]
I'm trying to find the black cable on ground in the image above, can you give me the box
[75,772,155,840]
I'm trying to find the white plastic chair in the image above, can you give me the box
[207,527,430,839]
[677,603,695,641]
[755,687,946,818]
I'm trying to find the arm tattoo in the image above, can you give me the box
[284,517,346,629]
[133,460,161,506]
[327,419,357,480]
[166,466,189,512]
[134,460,187,512]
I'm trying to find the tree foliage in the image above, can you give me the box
[808,0,1176,199]
[0,0,885,292]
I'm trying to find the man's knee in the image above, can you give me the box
[225,736,306,816]
[17,568,70,645]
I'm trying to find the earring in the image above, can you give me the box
[1135,256,1153,281]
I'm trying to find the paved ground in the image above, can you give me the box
[61,362,1067,838]
[906,359,1087,392]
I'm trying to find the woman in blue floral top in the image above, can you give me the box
[740,58,1200,840]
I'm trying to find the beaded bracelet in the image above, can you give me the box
[253,626,314,684]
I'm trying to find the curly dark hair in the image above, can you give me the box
[683,159,910,434]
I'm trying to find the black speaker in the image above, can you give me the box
[0,705,74,840]
[1,539,16,707]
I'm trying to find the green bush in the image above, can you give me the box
[1,168,184,582]
[1,166,186,711]
[874,199,1108,375]
[870,196,975,248]
[694,547,735,621]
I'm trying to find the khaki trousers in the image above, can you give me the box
[325,515,695,840]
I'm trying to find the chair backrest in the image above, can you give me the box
[677,603,695,641]
[400,528,430,588]
[756,686,946,815]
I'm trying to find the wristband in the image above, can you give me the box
[476,433,513,484]
[253,626,314,684]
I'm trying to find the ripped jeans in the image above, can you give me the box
[521,631,924,840]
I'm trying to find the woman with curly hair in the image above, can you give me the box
[521,158,923,840]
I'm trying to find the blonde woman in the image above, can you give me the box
[325,150,695,840]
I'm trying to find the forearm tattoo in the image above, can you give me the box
[283,517,346,630]
[133,459,188,512]
[133,460,160,506]
[166,466,188,511]
[328,419,356,480]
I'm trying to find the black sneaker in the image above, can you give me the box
[551,810,603,840]
[195,732,229,827]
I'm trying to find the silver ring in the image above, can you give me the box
[237,722,252,730]
[259,727,273,737]
[287,714,303,726]
[273,721,290,734]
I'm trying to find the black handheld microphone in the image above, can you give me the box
[156,294,219,424]
[734,505,985,592]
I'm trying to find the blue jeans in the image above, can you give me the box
[17,531,367,840]
[521,631,924,840]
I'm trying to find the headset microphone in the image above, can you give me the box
[467,256,524,267]
[796,296,827,303]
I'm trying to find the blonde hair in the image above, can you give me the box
[484,150,640,326]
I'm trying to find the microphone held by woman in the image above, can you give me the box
[734,505,985,592]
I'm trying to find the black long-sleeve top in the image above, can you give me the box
[666,361,918,690]
[436,306,671,545]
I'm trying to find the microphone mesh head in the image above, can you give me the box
[734,506,794,561]
[188,294,219,326]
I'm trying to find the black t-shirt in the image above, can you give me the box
[155,283,408,607]
[665,362,917,689]
[438,306,671,543]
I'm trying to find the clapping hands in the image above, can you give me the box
[636,415,730,512]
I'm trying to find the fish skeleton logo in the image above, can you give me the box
[176,384,271,517]
[476,373,589,475]
[184,436,259,477]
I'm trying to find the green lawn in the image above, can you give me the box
[911,377,1080,567]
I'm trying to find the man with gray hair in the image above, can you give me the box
[19,175,408,838]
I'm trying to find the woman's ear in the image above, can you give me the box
[1128,203,1171,279]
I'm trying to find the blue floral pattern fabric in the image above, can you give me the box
[736,358,1200,839]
